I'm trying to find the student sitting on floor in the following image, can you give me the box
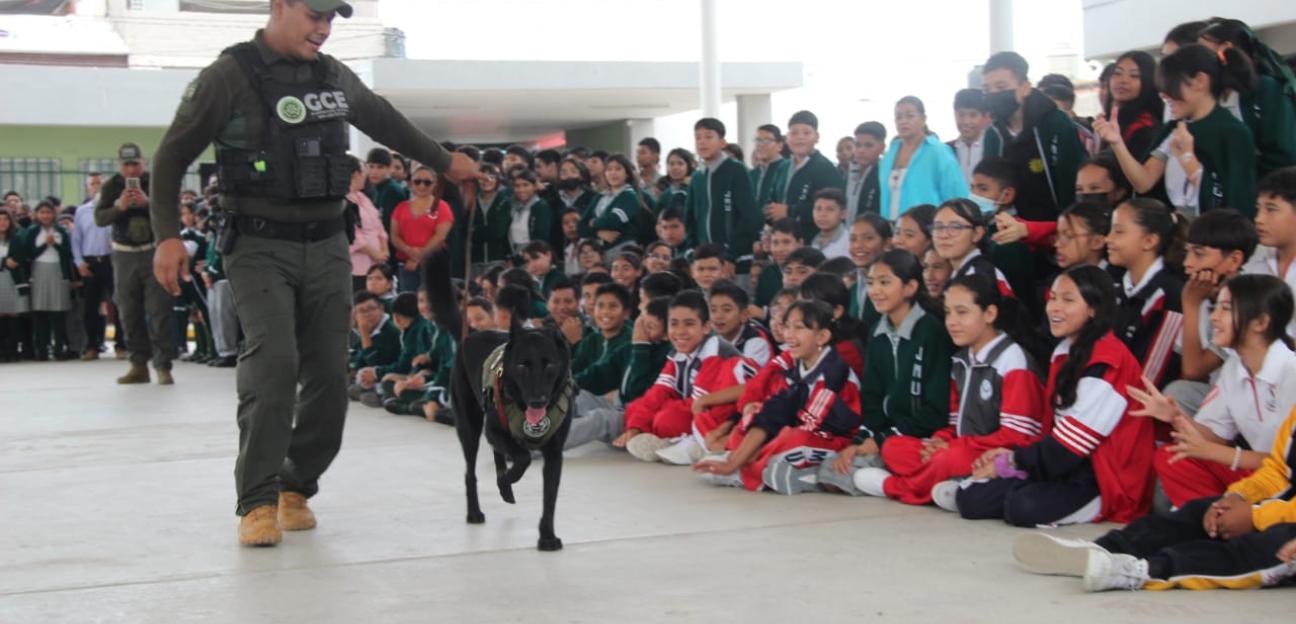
[1107,198,1187,389]
[848,274,1048,504]
[798,272,868,377]
[1126,274,1296,509]
[464,296,497,333]
[1012,401,1296,592]
[613,291,754,464]
[932,198,1013,296]
[693,301,863,493]
[1246,167,1296,338]
[1167,209,1259,417]
[522,241,564,299]
[382,288,456,421]
[708,279,772,367]
[830,250,954,471]
[570,283,632,400]
[847,213,891,330]
[366,264,397,312]
[348,290,401,403]
[355,292,431,409]
[952,265,1155,526]
[564,296,673,451]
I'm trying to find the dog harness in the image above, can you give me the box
[481,344,575,449]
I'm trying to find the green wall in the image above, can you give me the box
[0,125,214,202]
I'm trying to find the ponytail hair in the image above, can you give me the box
[945,273,1049,376]
[799,272,864,345]
[1116,197,1187,272]
[1200,18,1296,101]
[1060,201,1112,237]
[895,95,932,136]
[874,249,942,317]
[1051,266,1118,409]
[1158,43,1255,101]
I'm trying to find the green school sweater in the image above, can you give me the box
[508,196,553,253]
[18,224,75,281]
[751,158,791,208]
[784,151,845,242]
[376,316,433,378]
[1239,75,1296,178]
[847,276,881,333]
[1150,104,1258,217]
[572,324,631,395]
[367,177,410,230]
[621,340,672,402]
[856,305,953,445]
[654,185,688,217]
[684,156,760,262]
[754,261,784,308]
[471,189,512,264]
[412,321,456,404]
[579,187,641,247]
[350,316,401,371]
[538,267,564,298]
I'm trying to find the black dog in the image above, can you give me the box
[426,250,573,551]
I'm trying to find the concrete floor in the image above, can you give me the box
[1,359,1290,623]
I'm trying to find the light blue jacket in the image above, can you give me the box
[877,133,969,220]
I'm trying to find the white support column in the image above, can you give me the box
[699,0,721,119]
[989,0,1014,54]
[736,94,772,167]
[625,118,657,159]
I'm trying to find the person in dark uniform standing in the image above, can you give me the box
[150,0,480,547]
[96,143,178,384]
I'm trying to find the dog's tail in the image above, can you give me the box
[424,248,464,342]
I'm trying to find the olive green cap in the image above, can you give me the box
[301,0,353,18]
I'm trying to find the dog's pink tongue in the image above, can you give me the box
[525,407,546,425]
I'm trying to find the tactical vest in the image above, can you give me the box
[216,42,351,201]
[481,344,575,450]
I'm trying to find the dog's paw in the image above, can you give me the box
[498,482,516,504]
[537,536,563,552]
[466,511,485,524]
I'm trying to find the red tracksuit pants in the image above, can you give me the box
[1153,445,1253,509]
[880,435,984,505]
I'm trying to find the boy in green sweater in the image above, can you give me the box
[764,110,846,242]
[684,118,760,269]
[359,292,431,409]
[753,218,802,310]
[382,288,457,421]
[565,296,672,451]
[364,147,410,230]
[571,283,632,395]
[348,290,402,405]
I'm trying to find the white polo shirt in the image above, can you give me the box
[1195,340,1296,454]
[1243,246,1296,339]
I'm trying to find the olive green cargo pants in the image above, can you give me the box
[224,231,352,515]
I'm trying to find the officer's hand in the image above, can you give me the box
[153,238,190,296]
[444,153,486,184]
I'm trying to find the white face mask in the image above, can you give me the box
[968,194,999,215]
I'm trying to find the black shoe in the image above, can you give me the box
[54,351,77,361]
[382,398,411,415]
[433,408,456,426]
[207,355,237,368]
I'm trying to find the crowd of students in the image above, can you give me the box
[5,15,1296,592]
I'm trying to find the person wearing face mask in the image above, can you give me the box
[877,96,969,222]
[992,152,1133,252]
[981,52,1086,223]
[555,157,596,224]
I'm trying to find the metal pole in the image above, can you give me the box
[700,0,721,118]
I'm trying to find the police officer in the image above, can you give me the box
[150,0,480,547]
[97,142,178,384]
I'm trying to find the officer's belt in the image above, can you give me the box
[112,241,157,253]
[233,215,345,243]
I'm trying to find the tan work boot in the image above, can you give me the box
[238,505,282,546]
[116,365,150,384]
[156,369,174,385]
[278,492,317,531]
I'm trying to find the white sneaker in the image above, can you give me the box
[930,480,960,512]
[763,458,821,495]
[625,433,670,462]
[655,437,704,465]
[1082,551,1149,592]
[851,467,891,497]
[695,454,743,488]
[1013,532,1106,577]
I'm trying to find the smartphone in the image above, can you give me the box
[126,178,141,191]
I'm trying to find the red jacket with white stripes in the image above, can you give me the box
[1015,333,1154,523]
[934,334,1046,451]
[624,335,756,429]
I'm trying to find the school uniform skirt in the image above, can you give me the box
[29,261,71,312]
[0,270,28,314]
